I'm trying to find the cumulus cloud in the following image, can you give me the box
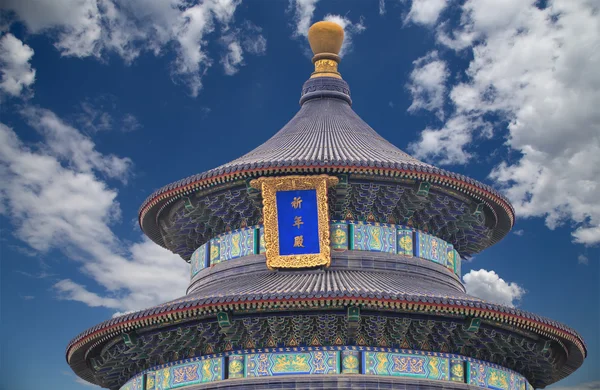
[2,0,265,96]
[405,0,448,26]
[0,117,189,313]
[21,107,132,182]
[407,1,600,244]
[463,269,525,307]
[577,254,589,265]
[323,14,366,57]
[0,33,35,98]
[407,51,448,120]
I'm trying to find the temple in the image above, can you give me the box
[66,22,586,390]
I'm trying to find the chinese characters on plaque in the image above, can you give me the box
[275,189,320,256]
[250,175,338,269]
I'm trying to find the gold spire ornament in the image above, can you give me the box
[307,21,344,79]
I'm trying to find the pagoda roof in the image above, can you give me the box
[138,77,515,253]
[66,265,586,388]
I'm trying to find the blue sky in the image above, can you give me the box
[0,1,598,389]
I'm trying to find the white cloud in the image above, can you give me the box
[463,269,525,307]
[379,0,386,16]
[21,107,132,182]
[55,279,122,309]
[290,0,320,37]
[409,114,492,165]
[406,0,448,26]
[220,22,267,76]
[577,254,589,265]
[77,101,114,133]
[408,1,600,244]
[0,33,35,98]
[323,14,366,57]
[0,117,189,313]
[121,113,142,132]
[2,0,264,96]
[407,51,448,120]
[513,229,524,236]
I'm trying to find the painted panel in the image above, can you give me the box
[209,238,221,265]
[415,232,447,266]
[153,358,224,389]
[341,350,360,374]
[455,249,462,276]
[446,244,456,273]
[467,361,519,390]
[396,228,414,257]
[190,244,209,277]
[120,375,143,390]
[259,226,266,254]
[450,358,464,382]
[228,355,245,379]
[276,189,320,256]
[220,228,255,261]
[245,351,339,377]
[145,372,156,390]
[363,352,449,380]
[352,224,397,254]
[331,222,349,251]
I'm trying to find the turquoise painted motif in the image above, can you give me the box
[146,372,156,390]
[454,249,462,276]
[220,228,255,262]
[119,375,142,390]
[446,244,456,274]
[245,351,339,377]
[228,355,245,379]
[363,352,449,380]
[191,223,461,279]
[209,238,221,265]
[396,229,414,257]
[121,346,532,390]
[353,224,396,254]
[152,358,224,389]
[450,358,464,382]
[467,362,528,390]
[190,244,208,277]
[331,222,349,251]
[259,226,266,254]
[415,232,448,266]
[341,350,360,374]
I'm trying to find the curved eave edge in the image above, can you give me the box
[139,165,516,248]
[66,296,585,368]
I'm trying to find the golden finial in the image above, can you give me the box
[307,21,344,79]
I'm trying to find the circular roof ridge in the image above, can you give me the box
[138,91,515,226]
[66,269,586,387]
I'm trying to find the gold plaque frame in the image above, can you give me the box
[250,175,339,269]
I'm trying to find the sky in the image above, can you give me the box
[0,0,598,389]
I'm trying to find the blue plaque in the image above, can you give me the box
[250,175,338,269]
[276,189,320,255]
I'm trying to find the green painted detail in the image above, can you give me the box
[122,332,137,347]
[347,306,360,322]
[416,182,431,197]
[466,318,481,333]
[217,312,231,328]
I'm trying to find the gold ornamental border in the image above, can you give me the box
[250,175,339,269]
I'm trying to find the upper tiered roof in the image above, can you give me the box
[138,21,515,258]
